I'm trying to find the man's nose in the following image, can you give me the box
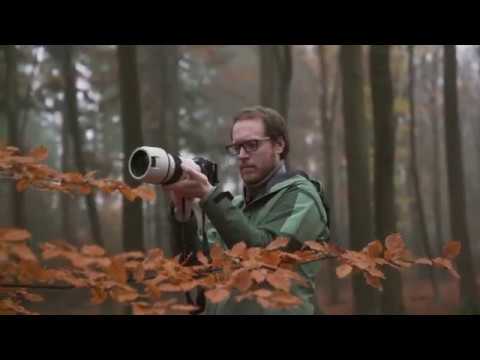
[238,147,249,159]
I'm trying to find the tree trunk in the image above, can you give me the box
[5,45,26,229]
[318,45,340,305]
[443,45,479,311]
[408,45,440,302]
[370,45,405,314]
[260,45,293,168]
[339,45,377,314]
[118,45,144,252]
[430,47,445,255]
[60,45,103,247]
[143,45,181,256]
[61,103,74,244]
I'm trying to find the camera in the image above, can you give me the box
[128,146,219,186]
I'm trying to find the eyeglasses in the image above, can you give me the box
[225,137,271,156]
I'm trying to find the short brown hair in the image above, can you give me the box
[231,106,290,160]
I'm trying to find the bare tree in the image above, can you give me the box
[370,45,405,314]
[408,45,440,302]
[118,45,144,252]
[5,45,26,229]
[339,45,377,314]
[443,45,478,311]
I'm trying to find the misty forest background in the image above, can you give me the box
[1,45,480,315]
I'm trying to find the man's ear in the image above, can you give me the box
[274,137,286,156]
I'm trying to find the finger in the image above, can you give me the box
[182,166,206,182]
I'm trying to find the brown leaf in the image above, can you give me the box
[229,242,247,258]
[259,251,282,268]
[205,288,230,304]
[157,283,183,292]
[385,233,405,252]
[23,291,44,303]
[433,258,461,279]
[415,258,433,266]
[29,146,48,161]
[107,258,128,284]
[90,287,108,305]
[232,269,253,292]
[16,179,30,192]
[111,287,139,303]
[254,289,273,298]
[270,292,302,307]
[196,251,210,266]
[62,172,85,184]
[179,281,198,292]
[132,186,156,202]
[266,271,291,292]
[336,264,353,279]
[134,263,145,283]
[120,186,137,202]
[145,273,168,287]
[304,241,327,253]
[81,245,106,258]
[251,270,267,284]
[10,244,38,262]
[365,240,384,258]
[364,273,383,291]
[443,241,461,260]
[210,244,224,261]
[0,228,31,242]
[170,304,199,313]
[266,237,290,251]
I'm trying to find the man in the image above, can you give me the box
[165,106,330,315]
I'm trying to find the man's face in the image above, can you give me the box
[231,118,285,186]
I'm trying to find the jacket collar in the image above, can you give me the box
[243,161,287,205]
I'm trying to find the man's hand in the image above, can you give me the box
[164,164,214,202]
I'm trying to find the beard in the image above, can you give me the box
[241,153,279,187]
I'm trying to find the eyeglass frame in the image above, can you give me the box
[225,137,272,156]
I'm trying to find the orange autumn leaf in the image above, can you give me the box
[90,287,108,305]
[231,269,253,292]
[132,186,156,202]
[107,258,128,284]
[229,242,247,258]
[336,264,353,279]
[266,271,291,292]
[119,186,137,202]
[196,251,210,266]
[62,172,85,184]
[10,244,38,262]
[365,240,384,258]
[110,287,139,303]
[251,269,267,284]
[29,146,48,161]
[81,245,106,258]
[170,304,198,313]
[134,263,145,283]
[364,273,383,291]
[266,237,290,251]
[210,244,224,261]
[415,258,433,266]
[205,288,230,304]
[304,241,327,253]
[0,228,31,242]
[442,241,461,260]
[16,179,31,192]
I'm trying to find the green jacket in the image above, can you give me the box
[196,167,330,315]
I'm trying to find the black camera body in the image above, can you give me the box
[192,157,219,186]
